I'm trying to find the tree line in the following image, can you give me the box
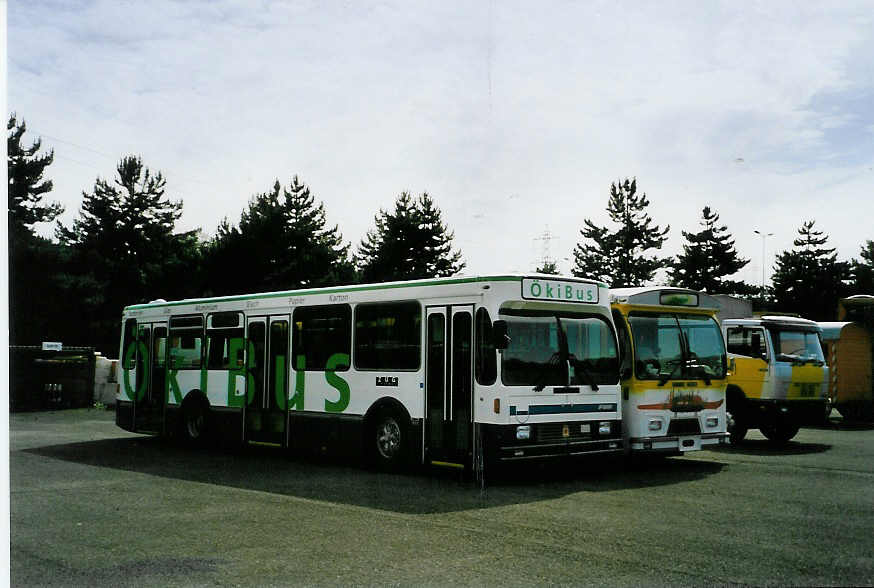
[8,113,872,355]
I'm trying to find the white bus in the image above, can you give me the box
[116,274,623,473]
[610,288,730,454]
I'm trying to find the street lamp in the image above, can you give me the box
[754,229,773,300]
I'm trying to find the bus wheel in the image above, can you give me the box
[371,409,407,470]
[761,422,799,444]
[727,410,747,445]
[182,397,208,444]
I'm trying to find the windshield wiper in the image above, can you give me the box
[533,352,563,392]
[568,353,599,391]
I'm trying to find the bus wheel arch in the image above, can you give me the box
[364,398,411,470]
[726,385,748,445]
[180,390,210,444]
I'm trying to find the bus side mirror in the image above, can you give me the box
[493,320,510,350]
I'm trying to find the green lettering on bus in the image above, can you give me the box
[166,368,183,404]
[274,355,287,410]
[122,341,149,402]
[324,353,351,413]
[289,355,306,410]
[226,337,246,408]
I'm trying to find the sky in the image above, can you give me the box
[7,0,874,287]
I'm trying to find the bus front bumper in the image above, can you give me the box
[629,432,729,453]
[485,421,624,462]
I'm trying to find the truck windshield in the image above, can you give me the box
[628,313,726,382]
[500,311,618,388]
[768,328,825,365]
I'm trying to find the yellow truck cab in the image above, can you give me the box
[723,316,828,444]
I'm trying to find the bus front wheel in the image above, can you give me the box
[371,409,407,470]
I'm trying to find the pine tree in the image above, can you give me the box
[7,113,63,232]
[203,176,353,295]
[572,178,669,287]
[7,113,67,345]
[851,240,874,294]
[535,261,560,275]
[771,220,850,321]
[669,206,749,293]
[57,155,191,351]
[356,192,464,283]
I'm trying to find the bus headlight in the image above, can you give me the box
[706,416,719,428]
[516,425,531,440]
[648,419,662,431]
[598,422,612,435]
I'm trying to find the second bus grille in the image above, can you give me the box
[667,419,702,436]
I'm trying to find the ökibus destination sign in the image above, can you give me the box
[521,278,599,303]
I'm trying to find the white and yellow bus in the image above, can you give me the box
[610,288,729,454]
[723,316,828,444]
[116,275,623,473]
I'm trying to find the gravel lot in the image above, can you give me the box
[10,409,874,586]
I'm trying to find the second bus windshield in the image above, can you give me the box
[628,313,726,381]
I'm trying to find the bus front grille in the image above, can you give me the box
[536,422,596,443]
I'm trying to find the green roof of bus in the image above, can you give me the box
[124,274,610,311]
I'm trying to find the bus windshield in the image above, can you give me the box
[768,328,825,365]
[500,312,618,388]
[628,313,726,383]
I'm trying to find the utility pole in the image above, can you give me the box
[754,229,773,305]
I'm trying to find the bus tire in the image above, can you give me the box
[761,422,799,444]
[181,394,209,445]
[370,407,408,471]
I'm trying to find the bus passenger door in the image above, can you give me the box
[425,305,474,467]
[245,316,289,446]
[134,322,167,434]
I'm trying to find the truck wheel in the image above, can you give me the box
[761,422,799,444]
[727,409,747,445]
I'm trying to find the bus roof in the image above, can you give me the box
[609,287,721,310]
[724,315,821,330]
[124,273,610,311]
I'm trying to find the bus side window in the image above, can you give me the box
[612,310,632,380]
[475,308,496,385]
[292,304,351,372]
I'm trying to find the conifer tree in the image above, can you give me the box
[203,176,353,295]
[771,220,850,320]
[669,206,749,293]
[7,113,63,232]
[356,192,464,283]
[7,114,67,345]
[851,240,874,294]
[57,155,192,351]
[572,178,669,287]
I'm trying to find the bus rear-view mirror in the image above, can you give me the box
[493,320,510,350]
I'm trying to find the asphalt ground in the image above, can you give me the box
[10,409,874,587]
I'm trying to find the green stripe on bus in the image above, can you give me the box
[124,275,609,311]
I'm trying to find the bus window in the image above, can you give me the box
[354,301,421,370]
[475,308,496,385]
[292,304,351,371]
[169,334,202,369]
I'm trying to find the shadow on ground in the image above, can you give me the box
[710,438,832,456]
[22,436,725,514]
